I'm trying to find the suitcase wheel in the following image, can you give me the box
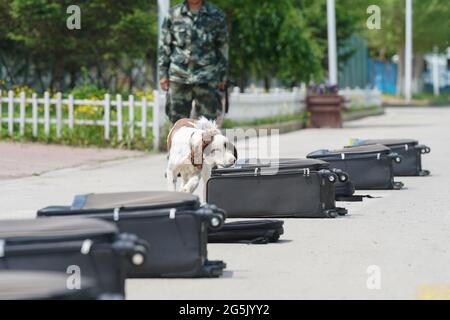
[337,207,348,216]
[324,209,338,218]
[319,170,338,183]
[338,172,349,182]
[202,260,226,278]
[328,174,338,183]
[331,169,349,182]
[209,213,224,230]
[417,145,431,154]
[388,152,402,163]
[131,245,147,266]
[419,170,430,176]
[114,233,149,266]
[393,181,404,190]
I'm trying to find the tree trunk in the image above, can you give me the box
[263,76,270,92]
[35,64,46,92]
[128,66,134,93]
[69,69,77,89]
[53,54,65,92]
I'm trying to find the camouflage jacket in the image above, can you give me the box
[158,1,228,85]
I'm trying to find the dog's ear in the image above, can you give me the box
[231,142,238,159]
[225,141,238,159]
[202,128,219,145]
[190,135,204,169]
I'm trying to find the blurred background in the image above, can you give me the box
[0,0,448,149]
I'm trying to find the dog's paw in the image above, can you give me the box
[179,186,190,193]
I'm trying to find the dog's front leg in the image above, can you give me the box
[166,168,177,191]
[180,173,201,193]
[201,165,212,203]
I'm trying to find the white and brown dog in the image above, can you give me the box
[166,117,237,195]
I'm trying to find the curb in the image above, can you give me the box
[222,119,306,134]
[342,108,385,122]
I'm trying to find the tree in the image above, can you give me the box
[353,0,450,94]
[2,0,155,92]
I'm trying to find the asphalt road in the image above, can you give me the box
[0,107,449,299]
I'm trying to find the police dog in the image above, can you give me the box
[166,117,236,195]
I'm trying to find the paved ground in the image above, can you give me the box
[0,142,144,180]
[0,107,449,299]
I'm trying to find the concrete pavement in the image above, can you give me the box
[0,107,449,299]
[0,141,144,180]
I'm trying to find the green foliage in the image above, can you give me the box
[69,83,106,99]
[348,0,450,57]
[412,92,450,106]
[1,0,156,91]
[221,112,308,129]
[213,0,361,87]
[2,0,448,93]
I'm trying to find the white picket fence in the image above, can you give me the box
[0,87,382,150]
[339,87,382,108]
[227,86,382,121]
[0,90,163,150]
[227,87,306,121]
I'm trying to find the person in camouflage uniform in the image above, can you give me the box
[158,0,228,123]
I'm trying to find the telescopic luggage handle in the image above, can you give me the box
[113,233,148,267]
[416,144,431,154]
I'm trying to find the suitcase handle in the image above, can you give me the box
[113,233,148,266]
[388,152,402,164]
[416,144,431,154]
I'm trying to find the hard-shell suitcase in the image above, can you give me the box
[207,158,348,218]
[37,191,227,278]
[307,144,404,190]
[0,218,145,297]
[0,271,105,300]
[354,139,430,176]
[208,220,284,244]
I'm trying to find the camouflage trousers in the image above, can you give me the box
[165,82,222,123]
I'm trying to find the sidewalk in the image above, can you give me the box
[0,142,144,180]
[0,107,449,299]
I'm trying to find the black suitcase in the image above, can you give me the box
[37,191,227,278]
[0,271,105,300]
[0,218,145,297]
[208,220,284,244]
[307,144,404,190]
[207,158,348,218]
[335,179,379,202]
[355,139,431,176]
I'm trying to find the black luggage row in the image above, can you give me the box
[0,138,430,299]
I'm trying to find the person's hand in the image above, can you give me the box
[160,78,169,91]
[218,81,226,91]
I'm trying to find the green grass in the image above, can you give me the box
[344,104,381,113]
[412,92,450,105]
[221,112,308,129]
[0,102,154,150]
